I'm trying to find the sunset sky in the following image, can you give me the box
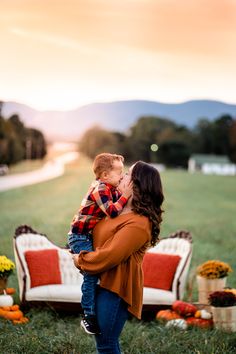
[1,0,236,110]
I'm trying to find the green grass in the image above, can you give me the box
[1,309,236,354]
[1,157,236,353]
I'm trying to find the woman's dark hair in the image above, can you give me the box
[131,161,164,246]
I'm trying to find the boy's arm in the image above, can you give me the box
[91,183,128,218]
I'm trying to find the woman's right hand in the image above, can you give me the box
[72,253,79,267]
[72,253,85,274]
[119,174,133,199]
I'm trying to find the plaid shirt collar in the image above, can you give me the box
[98,180,117,192]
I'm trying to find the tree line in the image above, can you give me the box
[0,102,47,165]
[79,114,236,167]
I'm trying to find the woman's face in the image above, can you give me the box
[118,166,133,190]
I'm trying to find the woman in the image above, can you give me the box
[73,161,164,354]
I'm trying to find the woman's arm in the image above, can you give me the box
[73,223,150,274]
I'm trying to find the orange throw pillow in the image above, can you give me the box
[143,253,181,290]
[25,249,62,288]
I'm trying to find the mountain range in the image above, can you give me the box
[2,99,236,141]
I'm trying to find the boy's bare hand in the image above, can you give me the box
[120,181,133,199]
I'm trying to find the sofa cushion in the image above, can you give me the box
[26,284,82,302]
[25,249,62,288]
[143,253,181,290]
[143,287,176,305]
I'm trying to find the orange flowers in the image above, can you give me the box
[197,260,232,279]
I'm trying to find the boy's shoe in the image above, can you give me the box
[80,315,101,335]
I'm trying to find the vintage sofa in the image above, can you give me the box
[13,225,192,312]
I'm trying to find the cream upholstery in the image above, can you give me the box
[14,229,82,303]
[13,226,192,308]
[143,288,176,305]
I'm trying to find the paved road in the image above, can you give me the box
[0,151,79,192]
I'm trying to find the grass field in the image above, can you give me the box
[1,155,236,353]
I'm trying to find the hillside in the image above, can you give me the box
[2,99,236,141]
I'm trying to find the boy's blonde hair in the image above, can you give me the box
[93,153,124,179]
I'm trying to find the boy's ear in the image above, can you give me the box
[100,171,108,179]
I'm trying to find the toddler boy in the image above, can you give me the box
[68,153,132,335]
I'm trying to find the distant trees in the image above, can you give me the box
[229,120,236,163]
[79,117,194,167]
[79,126,122,159]
[126,117,194,166]
[78,114,236,167]
[157,141,191,167]
[0,102,47,165]
[194,115,236,162]
[125,117,175,162]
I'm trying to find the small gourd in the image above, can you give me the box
[6,288,16,295]
[195,309,212,319]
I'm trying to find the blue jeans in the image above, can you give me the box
[68,233,98,316]
[95,287,129,354]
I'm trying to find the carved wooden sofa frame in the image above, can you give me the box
[13,225,192,314]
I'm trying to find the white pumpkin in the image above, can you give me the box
[0,294,13,307]
[199,309,212,319]
[165,319,188,330]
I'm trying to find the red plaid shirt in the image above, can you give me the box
[69,180,128,236]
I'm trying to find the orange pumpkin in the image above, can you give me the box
[186,317,213,329]
[172,301,197,317]
[0,305,19,312]
[0,309,23,321]
[13,317,29,325]
[6,288,16,295]
[0,308,6,317]
[156,309,182,321]
[0,306,11,311]
[10,305,20,311]
[0,303,29,324]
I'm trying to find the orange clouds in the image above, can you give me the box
[0,0,236,109]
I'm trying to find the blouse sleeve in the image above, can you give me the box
[77,223,150,274]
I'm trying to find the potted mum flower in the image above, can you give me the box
[196,260,232,304]
[209,291,236,332]
[0,255,15,294]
